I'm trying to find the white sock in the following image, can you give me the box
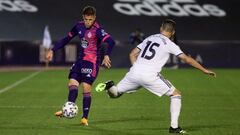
[170,95,182,128]
[109,86,119,97]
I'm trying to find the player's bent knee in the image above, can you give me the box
[68,79,79,87]
[172,89,181,96]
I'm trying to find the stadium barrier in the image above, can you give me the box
[0,41,239,68]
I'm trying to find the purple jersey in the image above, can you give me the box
[52,21,115,84]
[52,21,114,65]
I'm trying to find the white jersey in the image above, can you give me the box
[116,34,183,96]
[131,34,183,74]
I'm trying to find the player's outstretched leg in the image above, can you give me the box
[105,80,123,98]
[95,80,122,98]
[105,80,115,90]
[95,80,114,92]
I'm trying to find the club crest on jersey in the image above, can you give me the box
[87,32,92,38]
[81,38,89,48]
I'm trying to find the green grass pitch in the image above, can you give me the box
[0,68,239,135]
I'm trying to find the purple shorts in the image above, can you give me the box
[68,60,99,85]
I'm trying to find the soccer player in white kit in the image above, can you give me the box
[96,19,216,134]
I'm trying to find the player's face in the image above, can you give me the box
[83,15,96,28]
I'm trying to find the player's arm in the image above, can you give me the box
[178,53,216,77]
[101,37,115,68]
[97,28,115,68]
[129,47,141,65]
[46,24,78,61]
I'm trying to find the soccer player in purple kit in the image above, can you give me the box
[46,6,115,126]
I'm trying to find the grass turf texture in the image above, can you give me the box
[0,68,239,135]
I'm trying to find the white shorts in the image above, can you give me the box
[117,71,176,97]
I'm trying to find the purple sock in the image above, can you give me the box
[68,85,78,103]
[82,92,91,119]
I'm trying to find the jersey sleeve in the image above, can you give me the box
[96,28,110,42]
[136,39,147,50]
[51,24,78,51]
[96,28,115,55]
[167,41,183,56]
[68,24,79,38]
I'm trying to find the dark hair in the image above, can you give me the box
[82,6,96,16]
[161,19,176,33]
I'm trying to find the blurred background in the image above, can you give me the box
[0,0,239,68]
[0,1,240,135]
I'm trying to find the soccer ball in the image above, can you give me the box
[62,102,78,118]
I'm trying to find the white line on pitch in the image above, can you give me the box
[0,71,41,94]
[0,105,58,109]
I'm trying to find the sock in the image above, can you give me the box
[68,85,78,103]
[170,95,182,128]
[109,86,119,97]
[82,92,91,119]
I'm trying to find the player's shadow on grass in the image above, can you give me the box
[91,116,163,125]
[63,123,148,135]
[89,126,147,135]
[89,116,167,133]
[56,115,166,134]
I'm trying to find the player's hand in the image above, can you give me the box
[46,50,53,61]
[102,55,111,68]
[203,69,216,77]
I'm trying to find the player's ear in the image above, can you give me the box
[93,15,96,21]
[160,27,163,33]
[171,30,175,36]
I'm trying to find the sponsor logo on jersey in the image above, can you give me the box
[81,38,89,48]
[101,29,108,36]
[0,0,38,12]
[113,0,226,17]
[81,68,93,74]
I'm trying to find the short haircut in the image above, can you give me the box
[161,19,176,33]
[82,6,96,16]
